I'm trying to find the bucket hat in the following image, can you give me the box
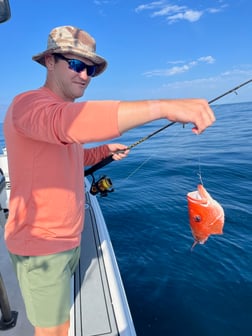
[32,25,107,77]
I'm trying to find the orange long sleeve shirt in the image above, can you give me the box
[4,87,120,256]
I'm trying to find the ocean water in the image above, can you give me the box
[1,101,252,335]
[97,102,252,336]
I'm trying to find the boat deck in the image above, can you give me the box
[0,185,134,335]
[0,225,34,335]
[70,190,121,336]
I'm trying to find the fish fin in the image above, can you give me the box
[190,240,198,251]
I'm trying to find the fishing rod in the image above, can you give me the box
[85,78,252,181]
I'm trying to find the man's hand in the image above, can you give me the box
[107,143,130,161]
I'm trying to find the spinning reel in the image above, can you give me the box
[90,174,114,197]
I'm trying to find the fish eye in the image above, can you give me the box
[194,215,201,222]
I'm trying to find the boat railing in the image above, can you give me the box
[0,148,17,331]
[0,272,18,330]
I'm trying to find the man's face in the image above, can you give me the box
[46,53,96,101]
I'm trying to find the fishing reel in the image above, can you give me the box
[90,174,114,197]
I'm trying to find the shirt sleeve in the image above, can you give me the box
[11,90,121,145]
[84,145,110,166]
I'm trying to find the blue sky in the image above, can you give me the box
[0,0,251,120]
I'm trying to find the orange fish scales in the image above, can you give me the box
[187,184,225,245]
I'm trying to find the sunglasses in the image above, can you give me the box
[54,53,97,77]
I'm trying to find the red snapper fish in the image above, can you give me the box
[187,184,224,248]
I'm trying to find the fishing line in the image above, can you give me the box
[119,152,156,185]
[118,125,182,187]
[197,153,204,186]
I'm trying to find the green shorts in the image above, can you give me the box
[9,246,80,328]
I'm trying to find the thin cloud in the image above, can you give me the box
[151,4,186,17]
[161,66,252,89]
[93,0,108,4]
[93,0,118,5]
[140,66,252,102]
[135,1,165,12]
[198,56,215,64]
[168,10,203,23]
[135,1,227,24]
[143,56,216,77]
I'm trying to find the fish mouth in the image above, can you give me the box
[187,190,202,200]
[187,184,209,205]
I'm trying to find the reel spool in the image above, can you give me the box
[90,175,114,197]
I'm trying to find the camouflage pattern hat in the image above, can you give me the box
[32,25,107,77]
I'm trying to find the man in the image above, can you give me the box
[4,25,215,336]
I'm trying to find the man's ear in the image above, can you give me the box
[44,54,55,70]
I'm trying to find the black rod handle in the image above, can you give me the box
[85,155,114,176]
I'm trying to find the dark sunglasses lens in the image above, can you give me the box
[68,60,96,77]
[86,65,96,77]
